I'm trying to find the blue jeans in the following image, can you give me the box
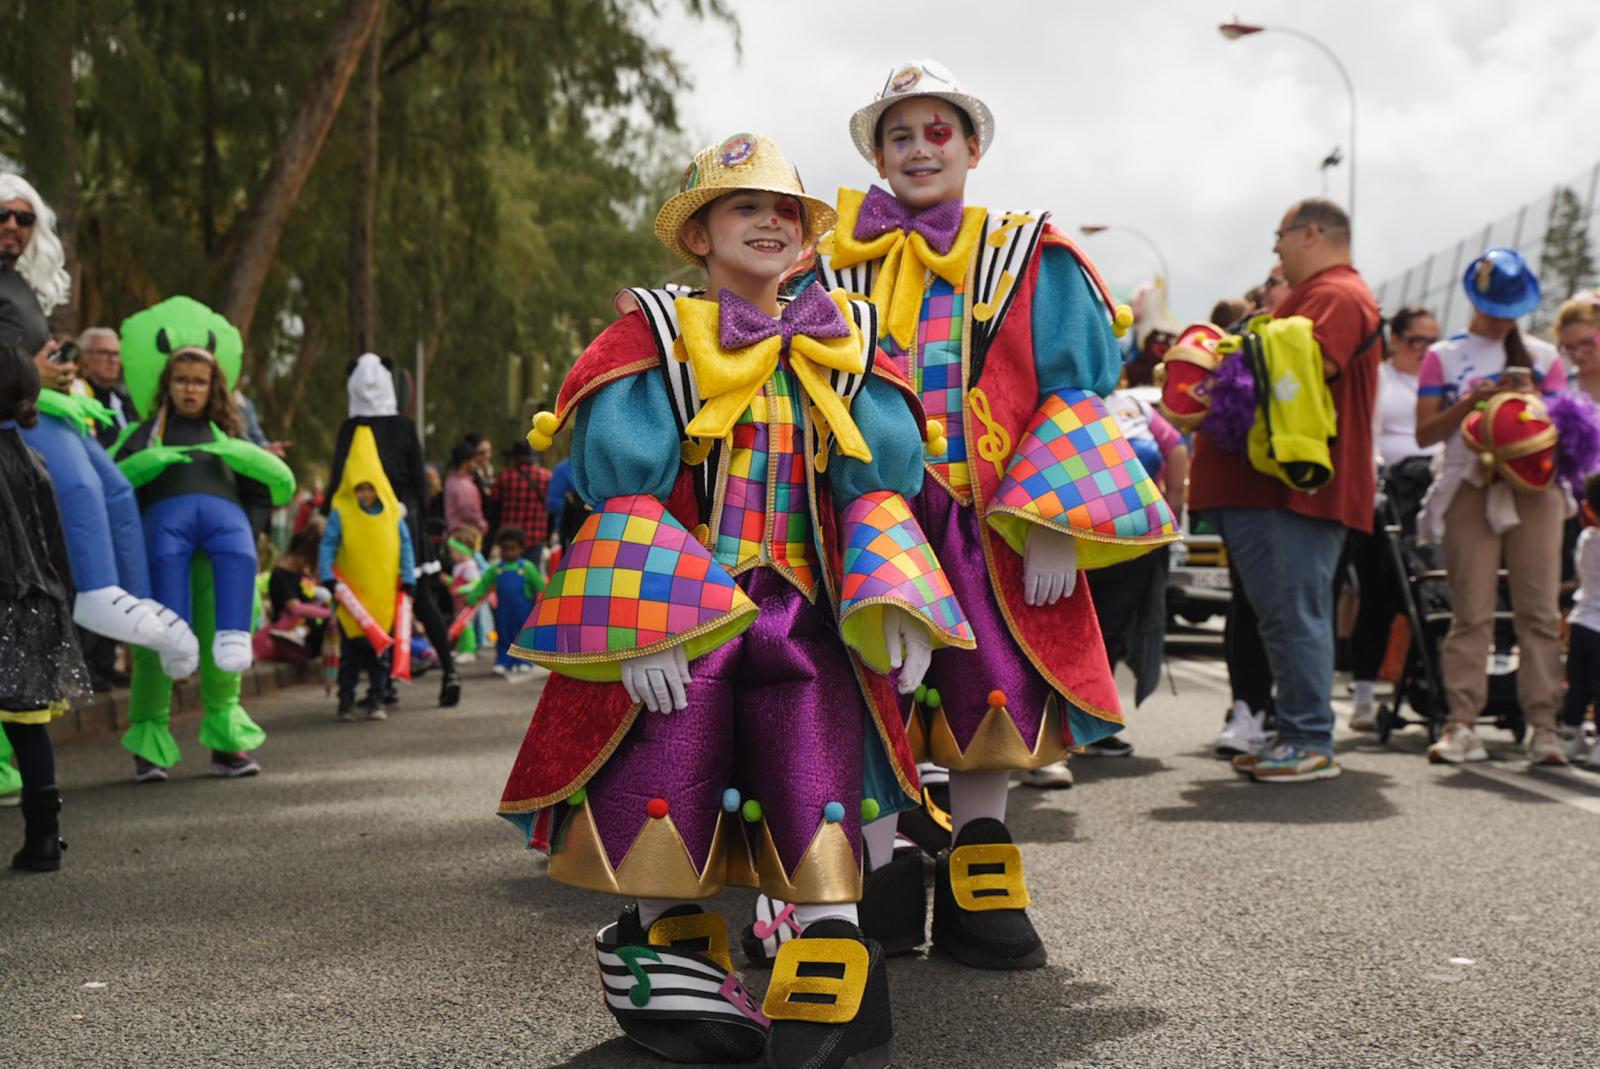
[1208,508,1346,755]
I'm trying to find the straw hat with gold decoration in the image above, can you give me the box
[654,133,836,265]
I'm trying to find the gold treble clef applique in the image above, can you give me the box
[968,387,1011,479]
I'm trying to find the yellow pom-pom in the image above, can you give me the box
[527,429,553,451]
[1112,304,1135,338]
[927,435,948,458]
[925,419,944,441]
[1518,410,1533,422]
[533,410,560,434]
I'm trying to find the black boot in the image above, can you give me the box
[438,668,461,708]
[764,918,892,1069]
[12,786,65,872]
[597,903,767,1064]
[896,772,953,857]
[932,817,1046,970]
[858,847,927,956]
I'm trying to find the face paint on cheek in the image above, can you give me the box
[924,117,954,147]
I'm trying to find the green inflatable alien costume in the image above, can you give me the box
[111,296,295,777]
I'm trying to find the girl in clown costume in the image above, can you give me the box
[111,296,295,780]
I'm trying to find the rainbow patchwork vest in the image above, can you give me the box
[618,287,881,599]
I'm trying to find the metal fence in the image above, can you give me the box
[1374,159,1600,336]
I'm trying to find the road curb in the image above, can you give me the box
[51,661,319,748]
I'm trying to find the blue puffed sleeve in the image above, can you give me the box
[1032,244,1122,397]
[398,518,416,585]
[84,432,154,597]
[827,374,927,507]
[569,372,681,505]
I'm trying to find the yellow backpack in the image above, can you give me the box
[1225,314,1341,491]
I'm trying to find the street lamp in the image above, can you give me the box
[1219,19,1357,224]
[1080,224,1173,297]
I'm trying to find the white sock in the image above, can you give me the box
[793,902,859,931]
[636,897,687,930]
[948,769,1010,839]
[862,816,899,871]
[1352,680,1375,705]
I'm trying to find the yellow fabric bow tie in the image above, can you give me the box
[675,290,874,463]
[826,187,986,350]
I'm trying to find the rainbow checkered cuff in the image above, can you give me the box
[512,494,756,680]
[987,389,1177,570]
[838,491,974,672]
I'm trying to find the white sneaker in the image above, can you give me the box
[1019,759,1074,789]
[1215,702,1268,757]
[491,664,510,677]
[1586,738,1600,768]
[505,663,536,684]
[1527,727,1569,767]
[1427,723,1488,764]
[73,586,166,644]
[211,630,254,674]
[1560,725,1589,762]
[1349,700,1379,733]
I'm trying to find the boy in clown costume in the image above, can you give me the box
[112,296,296,780]
[500,134,971,1069]
[794,60,1177,971]
[319,427,415,720]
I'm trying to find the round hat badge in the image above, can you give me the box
[718,133,758,168]
[889,65,923,94]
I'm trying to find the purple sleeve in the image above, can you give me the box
[1148,409,1182,458]
[1417,350,1445,397]
[1541,356,1568,396]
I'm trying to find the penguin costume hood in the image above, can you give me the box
[323,351,435,569]
[348,353,399,418]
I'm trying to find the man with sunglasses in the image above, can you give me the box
[0,175,75,388]
[1188,196,1383,783]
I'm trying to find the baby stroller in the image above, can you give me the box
[1373,458,1527,744]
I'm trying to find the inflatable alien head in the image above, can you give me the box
[119,296,244,420]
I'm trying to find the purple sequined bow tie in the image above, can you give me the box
[852,185,964,255]
[719,282,850,354]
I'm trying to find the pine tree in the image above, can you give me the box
[1538,185,1598,325]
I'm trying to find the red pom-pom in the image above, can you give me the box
[646,798,670,819]
[987,689,1008,709]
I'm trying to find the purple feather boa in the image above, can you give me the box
[1200,351,1257,453]
[1546,391,1600,493]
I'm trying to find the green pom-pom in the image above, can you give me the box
[566,788,587,806]
[861,798,881,821]
[914,684,929,704]
[741,799,763,823]
[1475,401,1488,411]
[924,687,942,709]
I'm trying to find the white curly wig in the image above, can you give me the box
[0,172,72,314]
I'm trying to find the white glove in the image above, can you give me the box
[620,645,692,713]
[882,606,933,695]
[1023,527,1078,606]
[311,585,334,605]
[73,586,167,645]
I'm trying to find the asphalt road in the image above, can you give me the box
[4,651,1600,1068]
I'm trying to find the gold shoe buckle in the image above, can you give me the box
[648,911,732,972]
[948,842,1031,912]
[761,938,869,1024]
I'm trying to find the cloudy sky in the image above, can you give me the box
[649,0,1600,322]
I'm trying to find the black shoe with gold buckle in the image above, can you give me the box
[743,849,926,969]
[595,904,768,1063]
[763,918,893,1069]
[932,817,1046,970]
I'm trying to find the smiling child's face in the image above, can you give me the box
[873,97,980,210]
[682,189,805,287]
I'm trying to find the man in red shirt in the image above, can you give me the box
[491,439,553,547]
[1189,197,1381,783]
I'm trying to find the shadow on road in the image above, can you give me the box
[1067,756,1170,783]
[1146,767,1399,824]
[548,963,1165,1069]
